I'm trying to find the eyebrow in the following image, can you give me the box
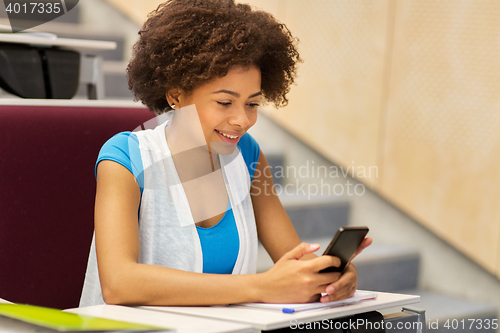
[212,90,262,98]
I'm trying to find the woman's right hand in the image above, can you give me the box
[258,243,342,303]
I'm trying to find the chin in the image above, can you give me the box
[209,141,238,155]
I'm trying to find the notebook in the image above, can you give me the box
[234,290,377,313]
[0,303,170,332]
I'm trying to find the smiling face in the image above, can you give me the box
[167,66,261,152]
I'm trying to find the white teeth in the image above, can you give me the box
[217,130,238,139]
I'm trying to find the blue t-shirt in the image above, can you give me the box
[95,131,260,274]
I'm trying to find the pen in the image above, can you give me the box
[282,308,295,314]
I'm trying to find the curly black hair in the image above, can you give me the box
[127,0,301,113]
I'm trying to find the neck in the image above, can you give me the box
[164,105,207,155]
[164,107,220,181]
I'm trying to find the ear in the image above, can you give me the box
[166,88,182,109]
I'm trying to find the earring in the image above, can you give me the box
[171,104,176,109]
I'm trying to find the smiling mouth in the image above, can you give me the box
[215,129,240,140]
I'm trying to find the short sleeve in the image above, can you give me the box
[236,132,260,181]
[95,132,144,189]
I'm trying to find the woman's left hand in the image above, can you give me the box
[319,237,373,303]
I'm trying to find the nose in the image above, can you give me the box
[228,104,250,128]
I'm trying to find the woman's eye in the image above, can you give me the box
[248,103,260,108]
[217,101,231,106]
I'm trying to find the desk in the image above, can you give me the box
[0,33,116,50]
[67,305,254,333]
[0,33,116,99]
[8,292,421,332]
[141,291,421,331]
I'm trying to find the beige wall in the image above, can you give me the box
[379,0,500,273]
[105,0,500,278]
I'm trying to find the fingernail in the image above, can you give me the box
[326,286,335,294]
[308,244,320,250]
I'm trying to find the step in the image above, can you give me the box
[101,61,134,99]
[315,239,420,292]
[258,145,285,186]
[258,239,420,293]
[73,61,134,100]
[280,193,350,240]
[354,243,420,293]
[398,290,498,333]
[256,193,350,273]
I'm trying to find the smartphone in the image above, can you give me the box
[319,226,369,273]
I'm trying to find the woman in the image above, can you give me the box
[80,0,371,307]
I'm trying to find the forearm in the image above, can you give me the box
[101,262,265,306]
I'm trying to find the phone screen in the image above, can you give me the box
[320,226,369,273]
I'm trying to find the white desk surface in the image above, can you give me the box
[0,33,116,50]
[142,291,421,331]
[0,297,12,304]
[67,304,254,333]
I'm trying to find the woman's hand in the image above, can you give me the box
[319,237,373,303]
[259,243,343,304]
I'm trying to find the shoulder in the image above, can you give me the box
[96,132,140,179]
[237,132,260,180]
[101,132,139,149]
[98,132,139,162]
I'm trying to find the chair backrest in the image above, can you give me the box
[0,103,155,309]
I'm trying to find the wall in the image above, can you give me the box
[378,0,500,276]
